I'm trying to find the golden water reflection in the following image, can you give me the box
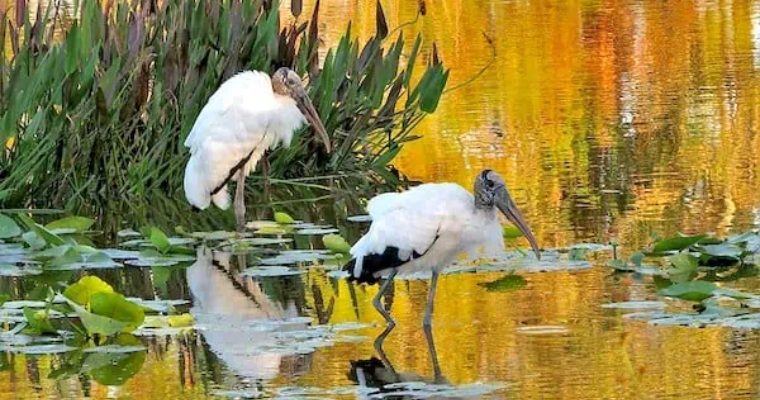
[3,0,760,398]
[3,266,760,399]
[293,0,760,251]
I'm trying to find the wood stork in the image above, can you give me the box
[344,169,541,327]
[183,67,331,229]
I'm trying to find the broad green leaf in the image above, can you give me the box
[22,231,46,250]
[322,234,351,254]
[669,253,698,272]
[45,216,94,232]
[652,233,706,253]
[660,281,717,302]
[697,244,743,260]
[23,308,57,335]
[479,274,528,292]
[63,276,114,306]
[0,214,21,239]
[89,292,145,333]
[274,212,296,224]
[67,299,128,337]
[148,227,171,254]
[667,253,699,283]
[629,252,645,267]
[16,214,65,246]
[607,259,630,271]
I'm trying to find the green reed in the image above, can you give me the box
[0,0,447,211]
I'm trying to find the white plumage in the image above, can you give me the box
[183,71,305,210]
[344,170,540,327]
[350,183,504,279]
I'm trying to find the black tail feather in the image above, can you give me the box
[342,247,422,285]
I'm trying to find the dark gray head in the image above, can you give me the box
[474,169,541,259]
[271,67,331,153]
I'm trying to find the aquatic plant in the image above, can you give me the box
[608,231,760,303]
[0,0,446,212]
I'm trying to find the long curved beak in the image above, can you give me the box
[495,188,541,259]
[293,88,331,153]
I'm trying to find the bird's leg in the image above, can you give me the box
[234,168,246,232]
[373,322,398,376]
[422,270,439,327]
[372,269,398,327]
[261,151,271,202]
[423,319,445,383]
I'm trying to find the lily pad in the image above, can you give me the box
[44,216,94,232]
[0,214,21,239]
[89,292,145,333]
[259,250,337,265]
[347,214,372,223]
[297,227,340,235]
[601,301,666,310]
[652,233,707,253]
[240,265,306,277]
[274,212,296,224]
[660,281,717,302]
[64,276,114,306]
[0,264,42,276]
[190,231,238,241]
[322,234,351,254]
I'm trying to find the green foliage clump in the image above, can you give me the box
[0,0,447,212]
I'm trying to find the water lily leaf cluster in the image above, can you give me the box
[609,231,760,307]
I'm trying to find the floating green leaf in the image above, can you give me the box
[67,300,128,337]
[697,243,743,260]
[45,216,95,232]
[652,233,707,253]
[148,227,171,254]
[89,292,145,333]
[629,252,645,267]
[63,276,114,306]
[0,214,21,239]
[667,253,699,283]
[23,308,57,335]
[274,212,296,224]
[322,234,351,254]
[669,253,698,271]
[660,281,717,302]
[16,214,65,247]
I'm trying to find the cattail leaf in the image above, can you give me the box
[375,0,388,39]
[430,42,440,66]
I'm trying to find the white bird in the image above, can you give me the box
[344,169,541,326]
[183,67,331,229]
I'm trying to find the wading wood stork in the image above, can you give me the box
[343,169,541,327]
[183,67,331,230]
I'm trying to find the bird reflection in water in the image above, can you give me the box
[186,247,312,387]
[348,285,446,398]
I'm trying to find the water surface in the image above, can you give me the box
[5,0,760,399]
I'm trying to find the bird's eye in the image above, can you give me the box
[486,180,495,188]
